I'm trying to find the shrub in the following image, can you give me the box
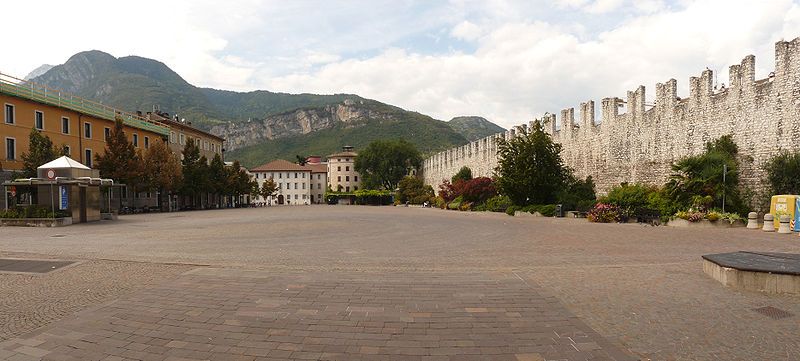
[459,201,472,211]
[460,177,496,204]
[397,176,434,204]
[448,196,464,210]
[505,205,520,216]
[674,211,689,220]
[587,203,620,223]
[485,195,512,212]
[433,196,446,209]
[600,183,654,217]
[537,204,556,217]
[452,166,473,184]
[687,212,705,222]
[705,211,721,222]
[721,212,743,224]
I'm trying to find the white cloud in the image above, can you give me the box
[2,0,799,130]
[451,20,484,41]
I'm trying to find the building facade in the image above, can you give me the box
[250,159,327,205]
[144,110,224,161]
[327,146,361,192]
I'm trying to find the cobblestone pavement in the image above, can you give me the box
[0,269,635,361]
[0,252,190,342]
[1,206,799,360]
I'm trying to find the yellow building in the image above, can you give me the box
[143,110,224,161]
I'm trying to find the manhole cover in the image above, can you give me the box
[753,306,793,320]
[0,259,74,273]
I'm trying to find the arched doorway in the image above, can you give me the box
[277,195,284,205]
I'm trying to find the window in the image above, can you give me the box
[302,183,305,190]
[170,131,176,143]
[104,127,111,141]
[84,149,92,167]
[64,145,71,155]
[4,104,14,124]
[318,184,322,190]
[34,111,44,130]
[337,166,341,171]
[338,158,341,162]
[255,173,259,179]
[294,172,298,178]
[84,122,92,139]
[354,186,358,190]
[337,176,341,182]
[144,136,150,149]
[317,174,320,180]
[133,134,139,147]
[278,173,282,179]
[302,173,305,179]
[62,117,70,134]
[294,194,298,200]
[346,166,349,171]
[294,183,298,189]
[179,133,185,145]
[354,176,358,182]
[346,186,350,192]
[5,138,15,160]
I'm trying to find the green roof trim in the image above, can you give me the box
[0,76,170,136]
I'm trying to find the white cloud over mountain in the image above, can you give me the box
[2,0,799,128]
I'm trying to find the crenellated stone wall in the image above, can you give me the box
[423,37,800,204]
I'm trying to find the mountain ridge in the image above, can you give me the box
[29,51,504,165]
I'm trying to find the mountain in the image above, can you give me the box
[30,50,481,166]
[24,64,54,80]
[448,116,505,141]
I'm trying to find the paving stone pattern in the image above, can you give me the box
[0,269,634,361]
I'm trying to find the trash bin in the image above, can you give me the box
[555,204,563,217]
[770,195,799,230]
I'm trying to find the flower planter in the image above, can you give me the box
[667,218,744,228]
[0,217,73,227]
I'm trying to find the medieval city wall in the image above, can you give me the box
[423,37,800,202]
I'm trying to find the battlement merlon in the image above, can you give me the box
[579,100,595,127]
[561,108,575,130]
[626,86,646,118]
[775,37,800,87]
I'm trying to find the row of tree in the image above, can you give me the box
[19,117,256,210]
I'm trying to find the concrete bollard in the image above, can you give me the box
[778,215,792,234]
[747,212,759,229]
[762,214,775,232]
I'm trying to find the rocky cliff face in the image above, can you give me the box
[211,99,388,151]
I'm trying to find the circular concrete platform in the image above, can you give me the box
[702,251,800,295]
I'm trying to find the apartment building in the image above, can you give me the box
[327,146,361,192]
[143,110,224,161]
[250,159,327,205]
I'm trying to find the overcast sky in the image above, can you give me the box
[2,0,799,128]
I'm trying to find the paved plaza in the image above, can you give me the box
[1,206,799,360]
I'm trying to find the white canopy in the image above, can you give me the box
[37,156,91,170]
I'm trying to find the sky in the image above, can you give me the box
[2,0,800,128]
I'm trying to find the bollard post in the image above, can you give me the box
[778,215,792,234]
[762,214,775,232]
[746,212,759,229]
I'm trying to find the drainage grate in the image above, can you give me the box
[753,306,794,320]
[0,259,74,273]
[50,234,66,238]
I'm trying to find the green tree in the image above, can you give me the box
[396,176,435,204]
[95,117,144,207]
[260,177,278,201]
[354,139,422,190]
[208,153,227,206]
[664,134,747,213]
[452,166,473,184]
[295,155,308,165]
[179,138,206,207]
[142,139,182,211]
[495,123,569,205]
[765,150,800,195]
[225,160,256,205]
[20,129,66,178]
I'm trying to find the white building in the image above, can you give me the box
[250,159,327,205]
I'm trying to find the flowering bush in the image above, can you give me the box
[460,177,496,203]
[687,212,705,222]
[587,203,621,223]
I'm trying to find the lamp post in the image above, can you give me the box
[722,163,727,213]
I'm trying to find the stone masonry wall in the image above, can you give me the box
[423,37,800,205]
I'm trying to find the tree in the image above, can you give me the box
[354,139,422,190]
[495,123,570,205]
[179,138,205,207]
[20,129,65,178]
[396,176,434,204]
[95,117,144,207]
[225,160,256,206]
[452,166,473,184]
[142,139,182,211]
[664,134,747,213]
[208,153,227,206]
[765,151,800,195]
[295,155,308,165]
[260,178,278,202]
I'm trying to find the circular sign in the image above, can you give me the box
[46,169,56,180]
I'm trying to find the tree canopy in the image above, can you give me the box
[451,166,472,184]
[95,117,142,186]
[354,139,422,190]
[20,129,66,178]
[494,123,570,205]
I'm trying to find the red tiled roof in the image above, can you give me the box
[250,159,310,172]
